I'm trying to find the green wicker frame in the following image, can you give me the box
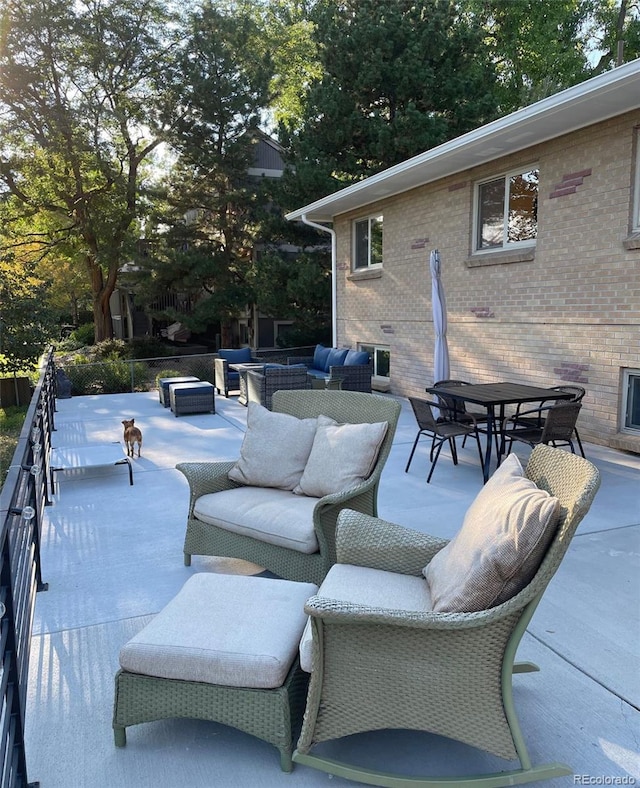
[176,390,402,585]
[294,444,601,786]
[113,658,309,772]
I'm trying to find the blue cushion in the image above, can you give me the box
[263,363,284,370]
[325,347,349,371]
[218,347,253,363]
[287,363,308,370]
[313,344,331,371]
[344,350,370,366]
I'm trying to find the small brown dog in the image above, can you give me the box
[122,419,143,458]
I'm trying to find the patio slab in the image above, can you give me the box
[26,390,640,787]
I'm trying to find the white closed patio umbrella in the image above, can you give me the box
[430,249,450,385]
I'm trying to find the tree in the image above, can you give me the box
[0,0,182,341]
[133,2,274,347]
[278,0,501,205]
[0,252,57,404]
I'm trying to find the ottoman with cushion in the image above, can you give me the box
[169,381,215,416]
[158,376,200,407]
[113,573,317,771]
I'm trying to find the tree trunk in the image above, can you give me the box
[93,296,113,342]
[87,253,115,342]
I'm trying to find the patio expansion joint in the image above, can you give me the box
[526,629,640,713]
[33,612,155,639]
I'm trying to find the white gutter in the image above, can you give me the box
[301,214,337,347]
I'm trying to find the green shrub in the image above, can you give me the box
[71,322,95,346]
[64,359,150,394]
[154,369,184,386]
[128,338,173,359]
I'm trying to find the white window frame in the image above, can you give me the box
[633,128,640,232]
[621,368,640,434]
[352,214,383,270]
[473,166,539,253]
[359,343,390,380]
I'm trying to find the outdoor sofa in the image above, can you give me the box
[286,344,373,393]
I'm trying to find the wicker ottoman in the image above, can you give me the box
[158,376,200,407]
[112,573,317,771]
[169,381,215,416]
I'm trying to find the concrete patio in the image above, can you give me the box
[26,389,640,787]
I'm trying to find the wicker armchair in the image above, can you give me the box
[176,390,401,585]
[246,365,311,410]
[295,444,601,786]
[214,348,263,398]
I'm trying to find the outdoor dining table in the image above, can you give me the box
[425,382,573,482]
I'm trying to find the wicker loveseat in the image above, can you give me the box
[287,344,373,393]
[176,389,401,585]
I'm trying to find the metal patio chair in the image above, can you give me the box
[511,386,586,457]
[405,397,483,483]
[501,401,583,459]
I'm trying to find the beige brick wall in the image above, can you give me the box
[334,110,640,452]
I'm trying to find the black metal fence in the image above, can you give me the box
[0,349,56,788]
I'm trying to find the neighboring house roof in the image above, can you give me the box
[248,131,287,178]
[286,58,640,223]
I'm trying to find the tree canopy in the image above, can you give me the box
[1,0,637,349]
[0,0,183,341]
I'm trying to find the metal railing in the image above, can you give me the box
[0,344,315,787]
[0,349,56,788]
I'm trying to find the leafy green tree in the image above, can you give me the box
[0,0,182,342]
[470,0,591,110]
[0,253,57,388]
[279,0,500,204]
[133,2,274,346]
[587,0,640,73]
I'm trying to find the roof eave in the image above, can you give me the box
[286,59,640,224]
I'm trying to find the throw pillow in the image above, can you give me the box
[312,344,331,371]
[424,454,560,612]
[294,415,388,498]
[344,349,370,366]
[228,402,318,490]
[324,347,349,372]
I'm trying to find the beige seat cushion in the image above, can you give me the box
[120,573,318,689]
[194,486,320,554]
[424,454,560,612]
[299,563,431,672]
[228,402,318,490]
[294,415,388,498]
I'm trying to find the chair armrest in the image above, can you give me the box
[303,592,506,631]
[329,363,373,393]
[503,404,553,430]
[175,461,238,515]
[334,509,448,575]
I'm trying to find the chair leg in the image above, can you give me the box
[405,432,423,473]
[427,440,445,483]
[449,437,458,465]
[574,428,586,458]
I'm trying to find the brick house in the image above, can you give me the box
[286,59,640,453]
